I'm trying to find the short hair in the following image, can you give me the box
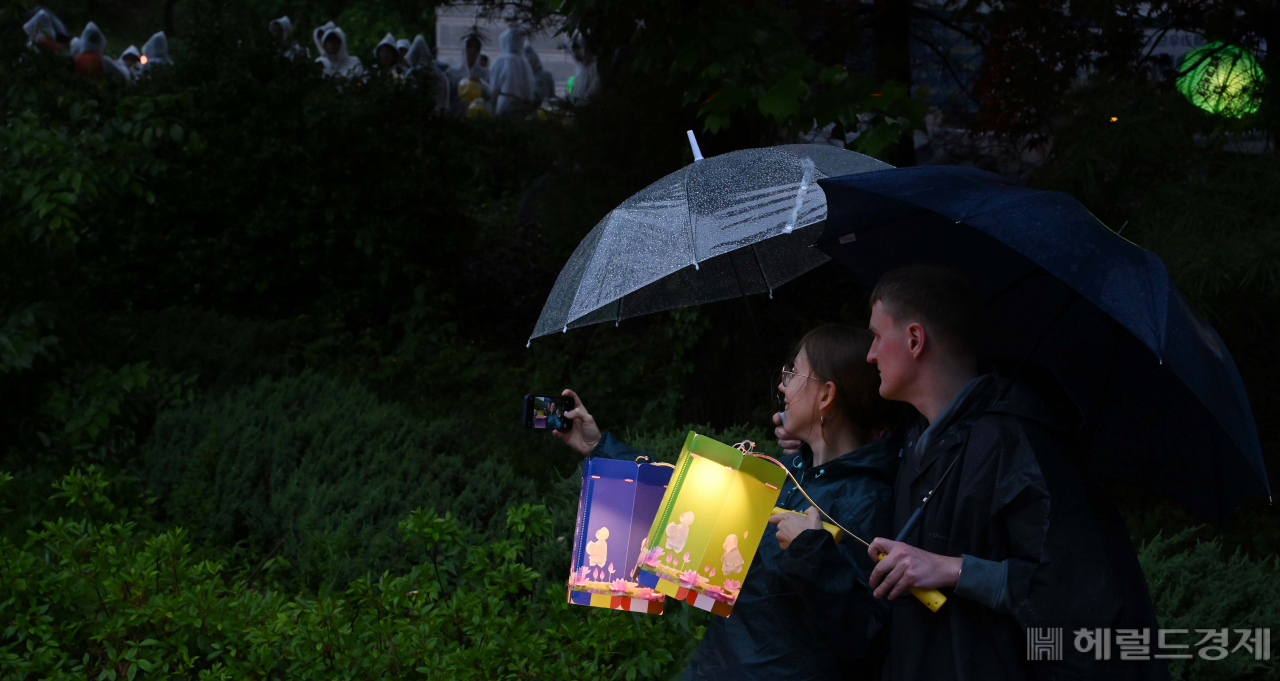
[869,265,981,356]
[791,324,906,439]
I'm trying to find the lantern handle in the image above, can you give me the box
[748,453,868,548]
[750,452,948,613]
[733,440,757,454]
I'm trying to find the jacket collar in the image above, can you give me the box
[905,371,1070,485]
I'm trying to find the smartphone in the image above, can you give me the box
[523,393,574,432]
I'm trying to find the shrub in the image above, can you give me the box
[1137,529,1280,681]
[143,370,538,589]
[0,468,698,680]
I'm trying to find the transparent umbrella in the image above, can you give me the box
[528,141,890,344]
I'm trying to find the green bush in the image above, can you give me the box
[1138,529,1280,681]
[143,370,541,589]
[0,467,698,680]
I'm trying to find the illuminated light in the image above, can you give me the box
[591,475,601,479]
[140,55,148,64]
[623,479,634,482]
[1176,42,1265,117]
[871,92,882,97]
[635,432,786,618]
[1109,116,1118,122]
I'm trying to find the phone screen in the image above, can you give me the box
[524,394,572,432]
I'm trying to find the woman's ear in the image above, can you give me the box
[818,381,837,412]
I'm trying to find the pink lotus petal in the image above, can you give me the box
[678,570,700,587]
[743,531,748,538]
[723,579,742,592]
[683,552,691,563]
[608,563,615,574]
[710,567,716,577]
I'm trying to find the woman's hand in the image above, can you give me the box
[552,389,602,456]
[773,412,802,456]
[866,538,963,599]
[768,506,822,550]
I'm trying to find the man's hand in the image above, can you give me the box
[866,538,962,600]
[768,506,822,550]
[773,412,802,456]
[552,389,602,456]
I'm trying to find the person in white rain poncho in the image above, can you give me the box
[373,32,408,78]
[567,32,599,105]
[312,21,335,57]
[447,33,489,117]
[74,22,130,82]
[23,9,63,51]
[488,27,537,118]
[405,34,450,113]
[317,27,364,80]
[396,38,410,60]
[523,44,555,106]
[119,45,142,78]
[269,16,309,61]
[141,32,172,72]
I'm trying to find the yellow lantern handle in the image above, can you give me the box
[875,552,947,612]
[750,452,946,613]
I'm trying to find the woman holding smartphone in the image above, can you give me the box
[554,324,905,681]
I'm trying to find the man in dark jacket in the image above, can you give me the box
[864,265,1166,681]
[554,388,894,681]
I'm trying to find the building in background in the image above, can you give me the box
[436,5,576,97]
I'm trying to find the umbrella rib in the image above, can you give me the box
[682,164,700,270]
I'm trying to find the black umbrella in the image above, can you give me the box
[816,165,1270,524]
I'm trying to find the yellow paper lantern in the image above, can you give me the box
[466,98,490,119]
[634,432,785,617]
[457,79,483,104]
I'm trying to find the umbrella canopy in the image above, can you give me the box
[529,144,890,343]
[816,165,1269,523]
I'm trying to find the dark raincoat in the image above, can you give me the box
[592,432,895,681]
[886,374,1167,681]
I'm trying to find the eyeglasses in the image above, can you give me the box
[779,365,817,388]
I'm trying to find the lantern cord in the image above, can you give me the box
[748,453,871,549]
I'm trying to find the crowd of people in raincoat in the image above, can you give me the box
[23,7,171,83]
[21,6,599,119]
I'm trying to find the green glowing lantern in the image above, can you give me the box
[1176,42,1265,117]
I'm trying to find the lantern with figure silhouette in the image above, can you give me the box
[634,433,785,617]
[567,457,672,614]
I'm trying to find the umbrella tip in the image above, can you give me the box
[563,325,568,333]
[686,130,704,162]
[526,339,531,348]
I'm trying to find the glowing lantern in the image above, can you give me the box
[566,75,576,95]
[567,458,672,614]
[634,432,784,617]
[140,55,148,65]
[1176,42,1265,117]
[465,98,491,119]
[457,79,483,104]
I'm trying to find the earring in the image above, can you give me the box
[819,413,826,426]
